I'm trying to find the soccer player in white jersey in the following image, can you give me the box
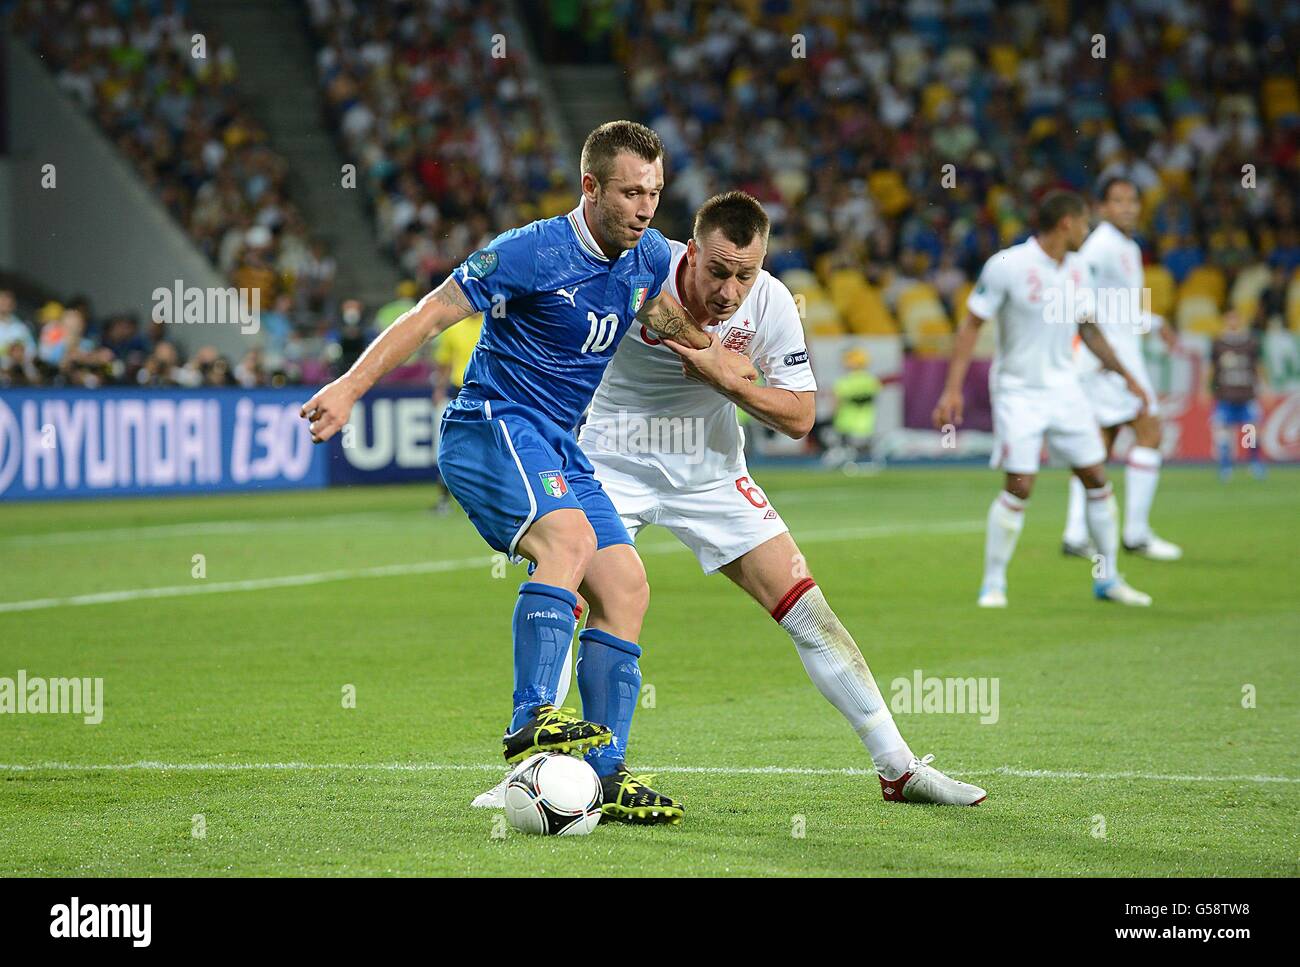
[1061,177,1182,562]
[933,190,1153,608]
[475,191,987,808]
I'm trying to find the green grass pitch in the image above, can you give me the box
[1,467,1296,876]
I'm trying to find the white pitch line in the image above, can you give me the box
[0,519,984,614]
[0,510,422,547]
[0,761,1294,784]
[0,556,494,614]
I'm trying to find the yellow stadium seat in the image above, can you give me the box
[1140,181,1166,226]
[1261,77,1300,122]
[897,283,946,329]
[803,298,847,336]
[828,268,871,316]
[1286,272,1300,331]
[952,281,974,323]
[1159,168,1192,195]
[988,45,1018,82]
[1174,115,1206,141]
[921,82,953,121]
[1177,295,1222,335]
[998,219,1024,246]
[1230,263,1272,314]
[867,170,912,218]
[844,286,897,335]
[914,319,953,356]
[1143,265,1176,319]
[1179,266,1226,306]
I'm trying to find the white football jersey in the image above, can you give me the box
[1075,220,1150,378]
[580,239,817,489]
[966,236,1091,391]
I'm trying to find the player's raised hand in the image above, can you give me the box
[932,387,964,428]
[300,377,359,444]
[665,335,758,389]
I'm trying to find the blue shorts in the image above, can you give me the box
[437,395,631,560]
[1213,400,1259,426]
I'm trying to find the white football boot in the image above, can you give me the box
[470,773,508,809]
[880,754,986,806]
[1093,575,1152,606]
[1123,533,1183,561]
[977,586,1007,608]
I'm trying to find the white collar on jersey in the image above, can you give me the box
[567,201,632,262]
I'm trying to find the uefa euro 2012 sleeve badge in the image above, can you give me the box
[539,471,569,498]
[466,249,499,279]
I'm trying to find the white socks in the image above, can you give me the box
[1064,476,1088,546]
[983,491,1026,593]
[1084,482,1119,582]
[776,582,913,780]
[1124,446,1161,546]
[1066,449,1163,548]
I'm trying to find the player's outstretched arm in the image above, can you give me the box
[932,311,983,428]
[1078,317,1149,413]
[300,277,474,443]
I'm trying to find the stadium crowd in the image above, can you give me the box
[599,0,1300,347]
[8,0,1300,391]
[0,284,440,389]
[8,0,344,331]
[304,0,569,290]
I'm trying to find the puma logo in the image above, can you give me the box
[556,286,580,307]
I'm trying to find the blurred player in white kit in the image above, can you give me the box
[933,190,1154,608]
[1061,177,1182,562]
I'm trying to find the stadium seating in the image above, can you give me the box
[606,0,1296,347]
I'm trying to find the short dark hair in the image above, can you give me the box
[580,121,664,186]
[693,191,770,248]
[1096,175,1138,203]
[1037,189,1087,231]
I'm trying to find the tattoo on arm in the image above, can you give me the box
[639,296,710,349]
[428,276,472,316]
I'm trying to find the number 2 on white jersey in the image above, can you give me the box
[582,311,618,354]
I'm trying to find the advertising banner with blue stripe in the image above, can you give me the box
[0,388,327,501]
[326,386,440,486]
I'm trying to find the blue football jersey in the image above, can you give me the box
[451,204,671,431]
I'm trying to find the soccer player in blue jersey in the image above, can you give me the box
[301,121,752,824]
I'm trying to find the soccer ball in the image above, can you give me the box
[503,752,603,836]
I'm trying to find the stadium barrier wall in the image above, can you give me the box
[325,386,440,486]
[4,368,1297,502]
[0,387,326,501]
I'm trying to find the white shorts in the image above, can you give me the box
[588,456,789,573]
[991,382,1107,474]
[1079,366,1158,428]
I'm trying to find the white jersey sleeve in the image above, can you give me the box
[965,253,1010,321]
[749,280,817,392]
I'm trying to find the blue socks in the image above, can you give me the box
[509,582,578,732]
[576,628,642,777]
